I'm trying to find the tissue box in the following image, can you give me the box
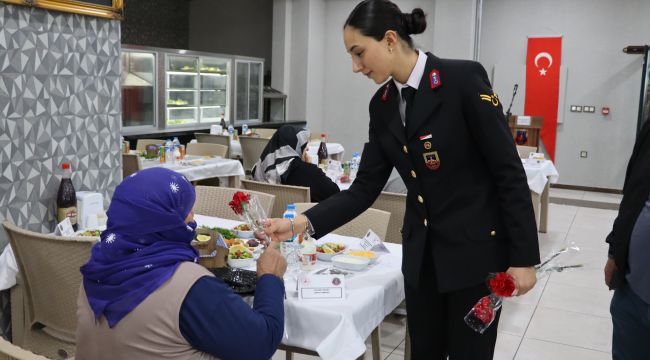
[77,191,104,230]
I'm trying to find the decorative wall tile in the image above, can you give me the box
[0,4,122,245]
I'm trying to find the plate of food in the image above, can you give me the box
[233,224,254,239]
[76,229,102,237]
[346,249,379,264]
[227,245,255,268]
[332,255,370,271]
[316,242,347,261]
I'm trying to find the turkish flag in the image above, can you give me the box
[524,36,562,161]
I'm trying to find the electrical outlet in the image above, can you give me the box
[584,106,595,113]
[580,151,588,158]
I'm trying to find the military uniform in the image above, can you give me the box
[304,53,540,359]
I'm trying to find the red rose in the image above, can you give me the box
[229,191,251,215]
[487,272,517,297]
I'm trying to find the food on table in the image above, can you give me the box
[316,242,346,254]
[196,234,211,242]
[347,250,376,258]
[246,239,259,247]
[79,229,101,237]
[228,245,253,260]
[201,226,236,239]
[234,224,252,231]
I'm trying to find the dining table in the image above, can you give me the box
[138,156,245,188]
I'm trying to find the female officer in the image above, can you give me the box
[265,1,540,358]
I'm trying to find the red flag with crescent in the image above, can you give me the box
[524,36,562,161]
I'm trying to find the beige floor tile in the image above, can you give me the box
[525,307,612,352]
[538,282,613,318]
[515,338,611,360]
[497,301,537,336]
[548,266,608,291]
[581,192,623,204]
[506,275,548,306]
[494,332,522,360]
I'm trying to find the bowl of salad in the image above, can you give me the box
[316,242,347,261]
[234,224,254,239]
[227,245,255,268]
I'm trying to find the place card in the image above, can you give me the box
[297,273,346,301]
[55,218,76,237]
[516,116,532,126]
[359,229,390,253]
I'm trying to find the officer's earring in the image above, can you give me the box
[388,47,393,54]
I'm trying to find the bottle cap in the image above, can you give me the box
[61,163,71,170]
[287,203,296,210]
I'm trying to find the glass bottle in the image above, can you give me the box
[56,163,78,231]
[317,133,329,166]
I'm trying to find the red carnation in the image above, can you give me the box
[229,191,251,215]
[487,272,517,297]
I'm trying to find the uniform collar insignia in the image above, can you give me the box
[381,82,391,102]
[429,69,441,90]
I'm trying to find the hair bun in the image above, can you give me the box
[403,8,427,35]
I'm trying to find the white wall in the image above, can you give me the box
[431,0,476,60]
[480,0,649,190]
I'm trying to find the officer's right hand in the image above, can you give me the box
[264,215,309,242]
[256,244,287,279]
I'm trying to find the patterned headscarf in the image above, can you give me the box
[251,125,310,184]
[80,167,198,327]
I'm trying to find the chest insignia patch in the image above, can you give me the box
[423,151,441,171]
[423,141,432,150]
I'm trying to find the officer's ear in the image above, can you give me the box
[383,30,398,51]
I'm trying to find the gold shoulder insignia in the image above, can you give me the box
[479,93,500,107]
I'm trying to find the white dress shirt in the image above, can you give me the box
[393,50,428,126]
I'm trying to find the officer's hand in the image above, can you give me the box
[264,215,309,242]
[507,266,536,295]
[256,243,287,279]
[604,257,617,290]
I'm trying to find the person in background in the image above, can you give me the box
[264,1,540,359]
[76,167,286,360]
[252,125,340,202]
[604,117,650,360]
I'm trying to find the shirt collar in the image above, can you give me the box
[394,50,427,93]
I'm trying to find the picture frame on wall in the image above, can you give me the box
[0,0,123,20]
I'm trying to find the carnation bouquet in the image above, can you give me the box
[228,191,270,243]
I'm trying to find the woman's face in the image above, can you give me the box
[185,208,194,224]
[343,26,392,84]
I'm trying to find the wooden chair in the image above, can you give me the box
[250,128,276,139]
[194,133,231,158]
[3,222,97,359]
[185,143,228,158]
[122,154,140,179]
[0,337,54,360]
[135,139,165,151]
[193,186,275,221]
[240,180,310,218]
[516,145,538,159]
[293,203,390,242]
[370,192,407,245]
[238,136,270,175]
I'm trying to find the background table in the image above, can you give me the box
[140,157,245,187]
[522,160,559,233]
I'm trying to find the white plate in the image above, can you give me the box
[316,250,346,262]
[332,255,370,271]
[227,257,255,269]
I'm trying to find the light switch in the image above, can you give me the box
[580,151,588,158]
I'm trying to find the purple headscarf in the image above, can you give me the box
[80,167,199,327]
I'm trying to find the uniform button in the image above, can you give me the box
[424,219,428,226]
[402,145,408,154]
[417,195,424,203]
[411,170,417,178]
[490,230,496,236]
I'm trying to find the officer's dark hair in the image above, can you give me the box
[344,0,426,49]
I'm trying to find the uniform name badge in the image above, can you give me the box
[423,151,441,171]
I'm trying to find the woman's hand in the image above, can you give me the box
[506,266,537,295]
[264,215,309,242]
[256,244,287,279]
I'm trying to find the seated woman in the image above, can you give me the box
[77,168,286,360]
[252,126,340,202]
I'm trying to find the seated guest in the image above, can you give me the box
[77,168,286,360]
[252,126,340,202]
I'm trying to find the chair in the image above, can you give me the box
[238,136,270,175]
[194,133,231,158]
[135,139,165,151]
[370,192,407,244]
[250,128,276,139]
[185,143,228,158]
[0,337,53,360]
[293,203,390,241]
[516,145,538,159]
[3,222,97,359]
[193,186,275,221]
[240,180,310,218]
[122,154,140,179]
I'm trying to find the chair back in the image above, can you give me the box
[186,143,228,157]
[193,186,275,220]
[194,133,230,158]
[250,128,276,139]
[135,139,165,151]
[516,145,538,159]
[2,222,96,345]
[122,154,140,179]
[371,192,407,244]
[294,203,391,240]
[239,136,270,174]
[0,337,52,360]
[240,180,310,218]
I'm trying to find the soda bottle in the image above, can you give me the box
[350,152,361,180]
[220,114,227,132]
[172,137,181,161]
[242,123,249,136]
[317,133,329,166]
[57,163,78,231]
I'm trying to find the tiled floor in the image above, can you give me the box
[273,189,619,359]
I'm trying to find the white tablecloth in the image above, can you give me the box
[522,160,559,194]
[140,157,244,182]
[306,142,345,155]
[195,214,404,360]
[229,139,242,158]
